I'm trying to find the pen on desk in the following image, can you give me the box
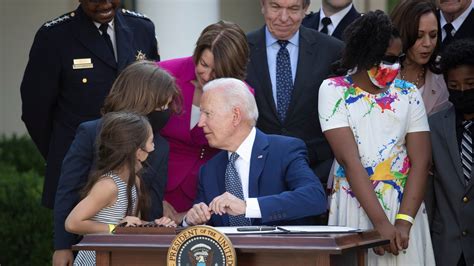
[236,226,276,232]
[276,226,291,233]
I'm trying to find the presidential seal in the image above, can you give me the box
[167,225,236,266]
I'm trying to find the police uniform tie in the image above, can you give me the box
[99,23,115,60]
[276,40,293,123]
[443,23,455,45]
[461,120,473,185]
[225,152,251,226]
[320,17,332,34]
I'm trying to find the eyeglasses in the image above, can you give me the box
[381,53,406,65]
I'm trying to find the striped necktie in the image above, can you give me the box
[461,120,473,185]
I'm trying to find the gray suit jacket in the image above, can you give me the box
[426,106,474,266]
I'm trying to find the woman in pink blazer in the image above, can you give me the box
[157,21,250,223]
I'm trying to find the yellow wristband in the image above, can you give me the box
[108,224,116,234]
[395,214,414,224]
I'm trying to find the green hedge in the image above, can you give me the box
[0,135,52,266]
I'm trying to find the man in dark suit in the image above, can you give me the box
[426,39,474,266]
[302,0,361,41]
[438,0,474,49]
[246,0,344,185]
[20,0,159,211]
[183,78,326,227]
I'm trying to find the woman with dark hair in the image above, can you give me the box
[65,112,175,265]
[319,11,435,265]
[53,60,181,265]
[157,21,252,223]
[391,0,451,116]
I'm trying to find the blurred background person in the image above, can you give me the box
[53,61,181,265]
[319,11,434,265]
[427,39,474,266]
[391,0,451,116]
[157,21,251,224]
[65,112,175,265]
[438,0,474,49]
[302,0,361,41]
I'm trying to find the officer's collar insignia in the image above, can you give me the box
[44,13,73,28]
[135,50,147,61]
[121,9,147,18]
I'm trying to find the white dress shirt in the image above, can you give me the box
[439,3,474,41]
[94,20,118,60]
[229,127,261,218]
[319,3,353,36]
[265,27,299,108]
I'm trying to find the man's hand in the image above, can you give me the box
[209,192,246,216]
[52,249,73,266]
[185,203,212,226]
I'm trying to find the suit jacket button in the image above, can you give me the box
[463,196,468,203]
[462,230,468,236]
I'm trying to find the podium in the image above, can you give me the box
[73,230,387,266]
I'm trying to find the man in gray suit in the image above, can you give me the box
[246,0,343,187]
[426,39,474,266]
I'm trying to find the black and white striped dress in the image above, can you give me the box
[74,172,137,266]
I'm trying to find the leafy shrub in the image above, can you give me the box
[0,135,45,175]
[0,136,52,266]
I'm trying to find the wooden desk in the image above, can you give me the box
[73,230,387,266]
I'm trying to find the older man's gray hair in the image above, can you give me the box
[203,78,259,126]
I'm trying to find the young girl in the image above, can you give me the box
[318,11,435,265]
[65,112,175,265]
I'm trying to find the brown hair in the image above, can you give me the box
[193,21,249,80]
[81,112,152,219]
[390,0,440,72]
[102,60,182,115]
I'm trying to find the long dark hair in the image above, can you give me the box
[390,0,440,73]
[81,112,151,218]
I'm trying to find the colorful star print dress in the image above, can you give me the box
[318,76,435,265]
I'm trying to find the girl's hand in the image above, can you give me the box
[154,216,177,227]
[394,219,411,250]
[120,216,143,227]
[374,221,401,256]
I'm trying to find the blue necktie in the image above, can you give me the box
[225,152,251,226]
[276,40,293,122]
[461,120,473,185]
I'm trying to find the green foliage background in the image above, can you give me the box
[0,135,52,266]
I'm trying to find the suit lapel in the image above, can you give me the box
[73,7,117,69]
[443,108,465,186]
[215,152,229,226]
[114,11,134,71]
[248,129,269,198]
[250,27,279,122]
[286,27,315,121]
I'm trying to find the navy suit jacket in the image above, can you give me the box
[53,118,168,250]
[302,5,361,41]
[195,129,326,226]
[20,6,159,208]
[439,8,474,49]
[246,26,343,183]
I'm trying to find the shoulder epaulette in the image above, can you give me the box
[121,8,150,20]
[43,11,76,28]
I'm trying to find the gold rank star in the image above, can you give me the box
[135,50,147,61]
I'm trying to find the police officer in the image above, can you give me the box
[20,1,159,263]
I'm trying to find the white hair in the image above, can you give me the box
[203,78,259,126]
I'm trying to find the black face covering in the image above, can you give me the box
[147,109,171,133]
[449,89,474,115]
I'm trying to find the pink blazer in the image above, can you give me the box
[158,57,220,212]
[420,70,451,116]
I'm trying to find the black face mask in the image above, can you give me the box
[147,109,171,133]
[448,89,474,115]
